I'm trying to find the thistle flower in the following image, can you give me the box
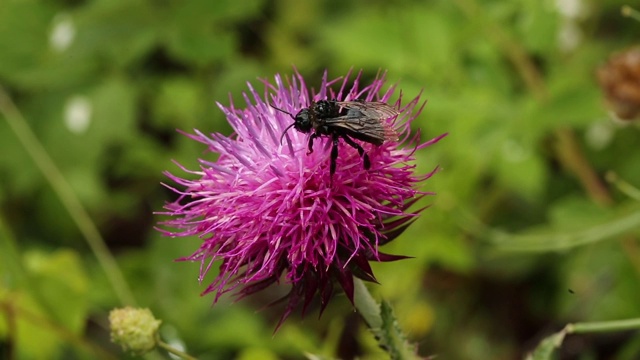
[158,70,445,326]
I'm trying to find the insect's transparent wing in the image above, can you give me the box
[323,101,399,143]
[336,101,399,120]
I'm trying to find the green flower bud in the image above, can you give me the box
[109,307,162,355]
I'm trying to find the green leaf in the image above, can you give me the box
[517,0,560,54]
[319,4,456,80]
[24,249,90,330]
[0,2,55,84]
[0,2,97,89]
[0,116,42,197]
[162,0,263,65]
[488,204,640,252]
[0,249,90,359]
[493,139,547,199]
[525,329,566,360]
[165,25,235,65]
[30,77,137,208]
[153,77,202,128]
[72,0,159,68]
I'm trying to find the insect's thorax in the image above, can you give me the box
[314,100,342,118]
[312,101,345,135]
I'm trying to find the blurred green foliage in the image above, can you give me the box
[1,0,640,359]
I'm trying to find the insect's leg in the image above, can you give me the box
[307,133,319,154]
[331,134,339,176]
[341,135,370,170]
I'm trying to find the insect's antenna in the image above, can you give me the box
[270,103,295,119]
[279,123,296,145]
[270,103,297,145]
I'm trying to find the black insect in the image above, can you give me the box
[273,100,399,175]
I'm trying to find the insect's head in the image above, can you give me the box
[292,108,312,132]
[271,104,313,145]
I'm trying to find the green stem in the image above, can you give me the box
[567,318,640,334]
[0,85,136,306]
[529,318,640,358]
[554,128,613,206]
[156,337,198,360]
[353,279,420,360]
[353,278,383,328]
[606,171,640,201]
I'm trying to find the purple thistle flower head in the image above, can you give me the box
[158,69,445,326]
